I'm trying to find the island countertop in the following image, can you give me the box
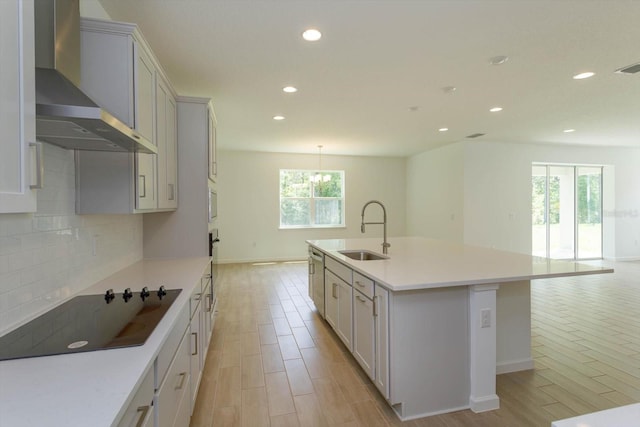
[306,237,613,291]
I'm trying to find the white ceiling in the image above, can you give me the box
[96,0,640,157]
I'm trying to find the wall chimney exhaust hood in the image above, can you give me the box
[34,0,156,154]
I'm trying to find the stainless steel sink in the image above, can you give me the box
[338,249,389,261]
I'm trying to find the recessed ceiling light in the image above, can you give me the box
[573,72,595,80]
[283,86,298,93]
[489,55,509,65]
[439,128,449,132]
[408,106,419,112]
[563,129,575,133]
[273,115,285,121]
[442,86,457,94]
[302,29,322,41]
[489,107,503,113]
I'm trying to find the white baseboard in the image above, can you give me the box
[496,358,535,374]
[394,404,471,421]
[469,394,500,413]
[218,257,307,264]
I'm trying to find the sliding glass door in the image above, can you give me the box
[531,165,602,260]
[576,167,602,259]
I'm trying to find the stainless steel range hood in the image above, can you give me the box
[34,0,156,154]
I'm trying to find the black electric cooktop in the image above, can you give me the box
[0,288,181,361]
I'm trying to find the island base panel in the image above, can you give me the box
[389,286,470,420]
[496,280,534,374]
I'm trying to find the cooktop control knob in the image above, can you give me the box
[123,288,133,302]
[140,286,150,301]
[104,289,115,304]
[157,285,167,300]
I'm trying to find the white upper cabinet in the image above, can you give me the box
[0,0,38,213]
[76,18,177,214]
[157,74,178,209]
[208,109,217,183]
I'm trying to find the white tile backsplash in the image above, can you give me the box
[0,144,143,335]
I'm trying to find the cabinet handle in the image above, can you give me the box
[356,295,367,303]
[192,332,198,355]
[138,174,146,198]
[135,405,151,427]
[355,280,365,288]
[168,183,175,200]
[332,282,337,299]
[194,292,202,301]
[175,372,187,390]
[373,295,378,317]
[29,142,44,189]
[309,260,315,275]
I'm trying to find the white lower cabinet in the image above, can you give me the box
[117,367,154,427]
[317,250,390,403]
[324,269,353,351]
[157,327,191,427]
[114,263,216,427]
[353,289,375,380]
[189,287,203,414]
[374,285,390,399]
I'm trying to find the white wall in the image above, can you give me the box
[217,150,406,263]
[79,0,111,20]
[406,139,640,260]
[406,143,464,243]
[0,145,142,335]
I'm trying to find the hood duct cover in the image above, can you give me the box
[34,0,156,154]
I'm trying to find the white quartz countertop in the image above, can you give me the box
[307,237,613,291]
[0,257,211,427]
[551,403,640,427]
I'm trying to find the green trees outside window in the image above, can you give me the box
[280,170,345,228]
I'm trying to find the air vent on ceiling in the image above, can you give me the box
[615,62,640,74]
[466,133,485,139]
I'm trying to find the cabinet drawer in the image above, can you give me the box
[156,303,189,388]
[353,272,374,299]
[157,330,191,427]
[325,256,352,285]
[190,285,202,320]
[117,367,154,427]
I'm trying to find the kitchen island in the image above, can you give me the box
[307,237,613,421]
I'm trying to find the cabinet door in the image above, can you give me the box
[134,46,157,210]
[207,109,217,182]
[190,298,202,414]
[374,286,390,399]
[353,290,375,380]
[156,76,177,209]
[135,45,155,142]
[0,0,37,213]
[324,270,339,330]
[337,280,353,352]
[157,331,191,427]
[116,367,154,427]
[166,93,178,206]
[136,152,156,210]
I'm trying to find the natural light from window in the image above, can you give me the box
[279,169,345,228]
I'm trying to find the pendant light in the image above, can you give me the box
[311,145,331,183]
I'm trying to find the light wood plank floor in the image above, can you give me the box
[190,259,640,427]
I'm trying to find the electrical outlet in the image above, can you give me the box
[481,308,491,328]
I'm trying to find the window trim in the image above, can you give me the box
[279,169,345,229]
